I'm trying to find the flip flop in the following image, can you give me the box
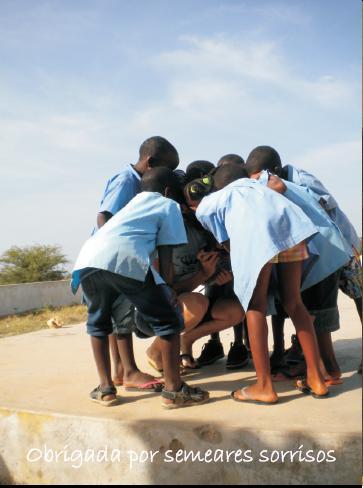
[296,379,330,399]
[124,379,164,392]
[231,387,278,405]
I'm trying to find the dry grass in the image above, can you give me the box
[0,304,87,338]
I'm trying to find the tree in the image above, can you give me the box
[0,245,69,284]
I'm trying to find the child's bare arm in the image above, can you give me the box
[173,251,219,293]
[157,245,174,286]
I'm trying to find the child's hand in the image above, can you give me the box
[213,270,233,286]
[197,250,220,279]
[267,174,286,193]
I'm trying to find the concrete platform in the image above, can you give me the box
[0,293,361,485]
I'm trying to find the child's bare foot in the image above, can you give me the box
[146,347,163,372]
[297,377,329,397]
[123,370,163,389]
[324,371,342,386]
[180,354,199,369]
[112,364,125,386]
[180,336,199,368]
[232,383,278,404]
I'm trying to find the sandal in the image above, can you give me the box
[161,382,209,409]
[90,385,121,407]
[296,379,329,399]
[180,354,200,370]
[124,379,164,392]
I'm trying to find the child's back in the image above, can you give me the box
[196,178,317,311]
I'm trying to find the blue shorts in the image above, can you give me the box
[81,269,184,337]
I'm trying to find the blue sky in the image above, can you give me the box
[0,0,361,266]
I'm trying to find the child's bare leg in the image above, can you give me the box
[159,334,183,392]
[147,292,208,369]
[316,331,341,381]
[278,262,328,396]
[109,334,124,383]
[243,319,250,350]
[270,313,285,368]
[181,298,244,356]
[91,335,116,401]
[117,334,156,385]
[234,263,278,403]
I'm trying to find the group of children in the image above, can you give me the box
[71,136,362,408]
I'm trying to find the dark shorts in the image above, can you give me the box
[81,269,184,337]
[274,270,341,333]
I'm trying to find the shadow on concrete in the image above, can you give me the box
[0,454,13,485]
[116,418,362,485]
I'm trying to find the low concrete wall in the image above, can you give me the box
[0,408,361,485]
[0,280,82,316]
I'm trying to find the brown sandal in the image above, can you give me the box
[161,382,209,409]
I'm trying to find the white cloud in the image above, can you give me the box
[154,35,357,110]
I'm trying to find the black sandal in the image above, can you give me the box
[90,385,121,406]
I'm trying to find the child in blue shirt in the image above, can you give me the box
[95,136,180,390]
[193,164,328,403]
[73,168,209,408]
[245,145,359,381]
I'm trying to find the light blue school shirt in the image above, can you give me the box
[196,178,318,311]
[72,192,187,292]
[285,164,360,253]
[258,171,351,289]
[99,164,141,216]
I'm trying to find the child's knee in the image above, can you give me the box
[281,296,303,317]
[212,299,244,323]
[179,292,209,324]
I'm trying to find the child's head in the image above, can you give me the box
[245,146,282,177]
[185,160,215,183]
[138,136,179,172]
[184,175,214,211]
[217,154,245,167]
[213,164,248,190]
[141,167,183,203]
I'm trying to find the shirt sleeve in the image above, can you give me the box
[294,168,338,211]
[196,197,229,244]
[99,175,136,215]
[156,201,188,246]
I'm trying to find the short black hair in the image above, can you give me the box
[185,160,215,183]
[245,146,282,176]
[217,154,245,167]
[213,164,248,190]
[139,136,179,170]
[140,167,183,202]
